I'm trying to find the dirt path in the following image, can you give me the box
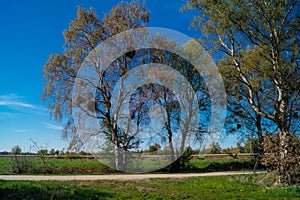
[0,171,266,181]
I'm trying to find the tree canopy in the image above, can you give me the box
[183,0,299,184]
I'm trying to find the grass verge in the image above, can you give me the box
[0,174,299,199]
[0,157,263,175]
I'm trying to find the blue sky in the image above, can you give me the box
[0,0,235,152]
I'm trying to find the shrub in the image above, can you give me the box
[8,156,33,174]
[262,132,300,185]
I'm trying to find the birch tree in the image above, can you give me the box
[42,1,149,171]
[183,0,300,184]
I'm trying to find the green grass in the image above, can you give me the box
[0,174,299,199]
[0,157,114,175]
[0,158,9,174]
[0,157,261,175]
[189,158,259,172]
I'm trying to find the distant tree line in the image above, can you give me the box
[1,139,263,156]
[0,145,92,156]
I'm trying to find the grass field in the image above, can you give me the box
[0,174,299,199]
[189,159,259,172]
[0,157,298,199]
[0,157,260,175]
[0,157,114,175]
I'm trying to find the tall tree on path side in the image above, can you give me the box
[42,1,149,171]
[183,0,300,184]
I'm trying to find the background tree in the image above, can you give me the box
[243,137,260,154]
[37,149,48,156]
[49,148,55,155]
[109,35,212,172]
[209,142,222,154]
[183,0,300,184]
[11,145,22,155]
[42,1,149,171]
[54,150,60,156]
[148,143,161,153]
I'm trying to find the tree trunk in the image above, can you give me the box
[113,132,122,171]
[276,94,290,184]
[166,112,177,172]
[168,129,177,172]
[254,114,264,171]
[122,150,127,172]
[277,130,290,184]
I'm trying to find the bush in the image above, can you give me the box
[8,156,33,174]
[262,132,300,185]
[180,146,193,169]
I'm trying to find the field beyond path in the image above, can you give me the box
[0,171,266,181]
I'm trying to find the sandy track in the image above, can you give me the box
[0,171,266,181]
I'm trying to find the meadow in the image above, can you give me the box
[0,156,260,175]
[1,156,299,199]
[0,174,299,199]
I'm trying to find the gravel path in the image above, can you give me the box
[0,171,266,181]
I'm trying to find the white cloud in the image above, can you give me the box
[0,93,36,109]
[0,101,35,108]
[42,122,63,131]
